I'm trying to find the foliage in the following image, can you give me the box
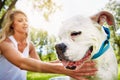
[103,0,120,63]
[32,0,61,21]
[0,0,17,28]
[41,52,57,62]
[0,0,15,18]
[30,27,58,61]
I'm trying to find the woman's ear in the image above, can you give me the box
[90,11,116,31]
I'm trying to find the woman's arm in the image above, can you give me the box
[29,41,40,60]
[0,40,97,80]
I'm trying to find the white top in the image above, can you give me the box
[0,36,29,80]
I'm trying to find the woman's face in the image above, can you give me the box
[12,13,29,34]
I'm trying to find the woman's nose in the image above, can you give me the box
[23,20,28,26]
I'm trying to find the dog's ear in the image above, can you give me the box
[90,11,116,30]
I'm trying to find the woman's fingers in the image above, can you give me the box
[82,61,96,67]
[76,61,97,72]
[68,60,97,80]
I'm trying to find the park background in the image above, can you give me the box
[0,0,120,80]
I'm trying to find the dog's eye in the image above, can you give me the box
[71,31,82,36]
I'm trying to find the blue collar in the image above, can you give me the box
[91,26,110,59]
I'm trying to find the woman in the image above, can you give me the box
[0,9,97,80]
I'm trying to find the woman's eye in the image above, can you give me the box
[71,31,82,36]
[18,19,23,22]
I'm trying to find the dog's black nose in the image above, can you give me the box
[55,43,67,54]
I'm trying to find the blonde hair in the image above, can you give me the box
[0,10,27,43]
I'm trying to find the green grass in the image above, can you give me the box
[118,64,120,80]
[27,72,63,80]
[27,65,120,80]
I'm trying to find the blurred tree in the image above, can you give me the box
[0,0,60,28]
[30,27,48,59]
[30,27,57,61]
[32,0,61,21]
[45,35,57,61]
[103,0,120,63]
[0,0,17,28]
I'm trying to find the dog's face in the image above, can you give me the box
[55,11,115,70]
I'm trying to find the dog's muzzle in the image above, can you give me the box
[55,43,93,70]
[55,43,68,61]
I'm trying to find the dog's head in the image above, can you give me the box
[55,11,115,70]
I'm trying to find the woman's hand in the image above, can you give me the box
[66,61,97,80]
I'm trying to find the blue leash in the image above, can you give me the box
[91,26,110,59]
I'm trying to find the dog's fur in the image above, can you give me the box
[55,11,118,80]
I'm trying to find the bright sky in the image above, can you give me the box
[16,0,110,36]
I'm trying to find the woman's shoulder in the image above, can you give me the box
[0,38,14,50]
[0,38,12,44]
[0,38,14,54]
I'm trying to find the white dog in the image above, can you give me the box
[55,11,118,80]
